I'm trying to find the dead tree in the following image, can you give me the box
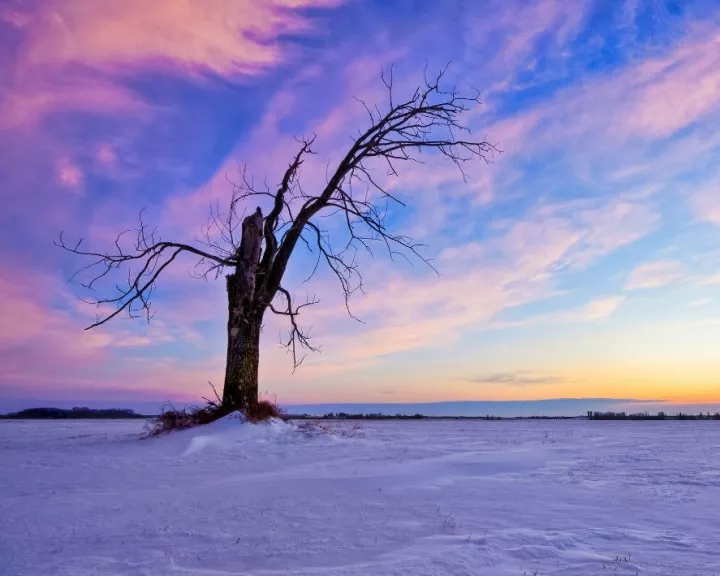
[57,66,497,412]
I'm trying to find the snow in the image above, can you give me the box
[1,418,719,575]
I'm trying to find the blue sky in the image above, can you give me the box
[0,0,719,414]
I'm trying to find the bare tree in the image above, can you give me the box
[58,66,497,412]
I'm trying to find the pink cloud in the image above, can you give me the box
[495,197,660,273]
[622,31,720,137]
[1,0,346,129]
[0,264,232,403]
[695,272,720,286]
[96,144,117,168]
[19,0,343,76]
[561,200,661,270]
[0,75,149,130]
[491,295,626,332]
[625,260,685,290]
[469,25,720,169]
[0,273,51,346]
[0,266,187,371]
[158,87,371,236]
[554,28,720,142]
[55,157,83,189]
[465,0,589,88]
[691,185,720,225]
[273,196,657,368]
[0,269,110,387]
[570,296,625,321]
[159,51,524,244]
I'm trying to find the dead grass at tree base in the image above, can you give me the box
[245,399,283,423]
[143,395,283,438]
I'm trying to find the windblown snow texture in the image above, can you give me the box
[1,418,718,575]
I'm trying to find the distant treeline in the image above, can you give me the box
[5,407,718,422]
[587,411,720,421]
[290,411,720,421]
[1,407,151,420]
[288,412,578,421]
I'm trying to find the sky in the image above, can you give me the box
[1,0,720,415]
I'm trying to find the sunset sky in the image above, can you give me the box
[1,0,719,414]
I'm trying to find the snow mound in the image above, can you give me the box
[182,412,294,456]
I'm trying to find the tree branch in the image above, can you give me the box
[56,213,235,329]
[262,65,492,316]
[59,65,496,378]
[267,286,320,370]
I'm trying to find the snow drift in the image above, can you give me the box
[1,419,719,575]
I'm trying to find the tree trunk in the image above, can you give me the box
[222,274,262,409]
[221,208,265,410]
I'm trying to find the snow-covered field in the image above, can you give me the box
[1,417,719,575]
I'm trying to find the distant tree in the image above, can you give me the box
[4,408,144,419]
[58,66,496,414]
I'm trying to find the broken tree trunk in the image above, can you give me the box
[222,207,265,410]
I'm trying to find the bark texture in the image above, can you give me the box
[222,208,265,409]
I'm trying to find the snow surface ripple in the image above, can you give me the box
[1,418,718,575]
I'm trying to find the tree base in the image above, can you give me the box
[143,399,283,437]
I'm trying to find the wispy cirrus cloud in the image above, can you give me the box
[689,298,713,307]
[691,185,720,225]
[468,372,571,386]
[11,0,341,73]
[615,30,720,139]
[542,27,720,144]
[571,296,626,322]
[0,263,231,400]
[0,0,344,127]
[626,260,685,290]
[279,195,649,370]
